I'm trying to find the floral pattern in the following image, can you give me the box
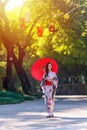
[41,71,58,115]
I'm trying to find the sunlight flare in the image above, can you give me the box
[5,0,24,11]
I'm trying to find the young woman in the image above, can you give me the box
[40,62,58,118]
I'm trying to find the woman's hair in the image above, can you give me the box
[45,62,52,76]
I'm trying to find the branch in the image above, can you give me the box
[0,0,10,7]
[68,5,87,15]
[0,0,11,37]
[2,0,10,6]
[24,11,46,47]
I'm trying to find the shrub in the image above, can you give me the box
[0,91,35,104]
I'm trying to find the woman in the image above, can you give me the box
[40,62,58,118]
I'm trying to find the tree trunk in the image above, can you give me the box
[13,51,32,94]
[3,49,17,92]
[2,39,32,94]
[0,1,32,94]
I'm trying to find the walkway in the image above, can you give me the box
[0,95,87,130]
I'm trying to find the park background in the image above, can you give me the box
[0,0,87,104]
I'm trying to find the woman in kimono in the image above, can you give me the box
[40,62,58,118]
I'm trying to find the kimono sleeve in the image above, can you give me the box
[40,73,46,93]
[52,72,58,89]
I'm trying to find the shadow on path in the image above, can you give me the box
[0,95,87,130]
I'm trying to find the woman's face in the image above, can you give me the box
[48,63,52,71]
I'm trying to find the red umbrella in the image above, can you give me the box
[31,58,58,81]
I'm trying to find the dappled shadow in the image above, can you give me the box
[0,111,87,130]
[0,112,87,130]
[0,96,87,130]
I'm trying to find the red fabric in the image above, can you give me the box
[45,81,52,85]
[31,58,58,81]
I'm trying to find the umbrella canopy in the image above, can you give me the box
[31,58,58,81]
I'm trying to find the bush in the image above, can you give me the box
[31,92,43,99]
[0,91,35,105]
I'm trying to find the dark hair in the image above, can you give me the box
[45,62,52,76]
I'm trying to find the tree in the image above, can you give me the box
[30,0,87,65]
[0,0,32,94]
[25,0,87,75]
[0,0,87,93]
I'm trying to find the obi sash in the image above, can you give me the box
[45,80,52,85]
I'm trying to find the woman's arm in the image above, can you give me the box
[40,73,46,93]
[52,72,58,88]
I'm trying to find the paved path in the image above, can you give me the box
[0,95,87,130]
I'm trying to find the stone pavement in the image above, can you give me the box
[0,95,87,130]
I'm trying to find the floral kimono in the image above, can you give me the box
[40,71,58,117]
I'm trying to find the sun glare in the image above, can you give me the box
[5,0,24,11]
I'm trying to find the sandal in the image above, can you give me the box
[46,114,54,118]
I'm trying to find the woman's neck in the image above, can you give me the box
[49,70,52,72]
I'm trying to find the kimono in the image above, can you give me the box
[40,71,58,116]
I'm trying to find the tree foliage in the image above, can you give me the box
[22,0,87,68]
[0,0,87,93]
